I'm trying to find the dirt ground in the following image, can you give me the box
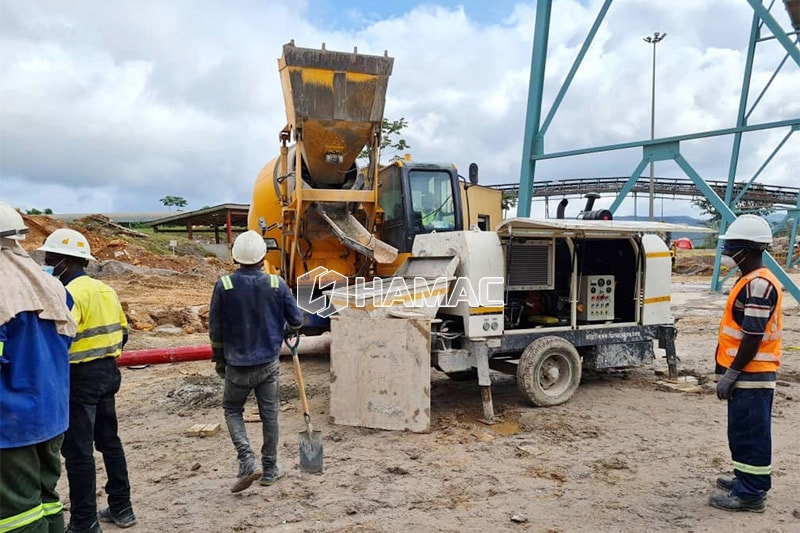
[59,278,800,533]
[20,216,799,532]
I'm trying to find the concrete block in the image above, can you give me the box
[330,317,431,432]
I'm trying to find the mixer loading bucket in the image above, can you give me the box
[279,42,394,185]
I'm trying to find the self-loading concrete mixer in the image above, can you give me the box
[249,42,503,328]
[249,42,397,288]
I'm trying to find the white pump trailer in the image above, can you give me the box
[329,217,708,424]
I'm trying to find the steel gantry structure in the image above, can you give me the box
[518,0,800,301]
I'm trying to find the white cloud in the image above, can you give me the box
[0,0,797,219]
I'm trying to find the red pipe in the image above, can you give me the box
[117,331,331,366]
[116,333,331,366]
[117,345,211,366]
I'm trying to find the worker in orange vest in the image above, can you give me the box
[709,214,782,513]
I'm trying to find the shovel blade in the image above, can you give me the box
[298,430,323,474]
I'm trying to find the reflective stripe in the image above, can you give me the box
[74,323,124,342]
[732,461,772,476]
[721,325,743,339]
[0,340,4,356]
[221,275,233,290]
[724,348,781,362]
[753,352,780,362]
[646,251,672,258]
[735,381,776,389]
[269,275,279,289]
[721,326,781,341]
[70,340,124,362]
[41,501,63,517]
[0,504,44,532]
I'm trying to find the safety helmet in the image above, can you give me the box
[38,228,96,260]
[719,214,773,245]
[231,230,267,265]
[0,200,28,240]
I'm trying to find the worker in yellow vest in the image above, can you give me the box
[39,229,136,533]
[709,214,782,513]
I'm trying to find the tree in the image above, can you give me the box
[25,208,53,215]
[501,190,519,216]
[160,196,188,211]
[691,182,775,226]
[358,117,411,161]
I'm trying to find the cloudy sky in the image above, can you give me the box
[1,0,797,218]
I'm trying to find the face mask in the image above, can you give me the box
[42,258,65,278]
[721,246,746,267]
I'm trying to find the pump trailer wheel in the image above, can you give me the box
[517,336,582,407]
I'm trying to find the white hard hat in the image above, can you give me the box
[38,228,96,260]
[0,200,29,240]
[719,214,773,245]
[231,230,267,265]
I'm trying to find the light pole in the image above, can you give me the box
[643,31,666,221]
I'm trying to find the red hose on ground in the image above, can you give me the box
[117,345,212,366]
[117,333,331,366]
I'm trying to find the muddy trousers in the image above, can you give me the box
[0,435,64,533]
[223,360,280,475]
[61,357,132,530]
[727,387,773,500]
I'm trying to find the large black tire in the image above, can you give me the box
[517,336,582,407]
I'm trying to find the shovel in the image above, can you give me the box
[286,331,323,474]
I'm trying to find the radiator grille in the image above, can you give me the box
[506,240,554,290]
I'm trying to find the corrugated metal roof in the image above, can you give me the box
[146,203,250,228]
[496,217,714,237]
[55,212,171,224]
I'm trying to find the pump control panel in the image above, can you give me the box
[578,275,615,321]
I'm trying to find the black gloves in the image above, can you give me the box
[716,368,740,400]
[212,346,225,380]
[215,360,226,380]
[284,323,301,340]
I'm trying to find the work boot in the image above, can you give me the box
[709,492,766,513]
[66,520,103,533]
[98,506,137,528]
[230,462,262,493]
[716,476,736,491]
[260,464,285,486]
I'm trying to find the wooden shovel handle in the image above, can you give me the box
[291,351,311,419]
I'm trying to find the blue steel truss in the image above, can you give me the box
[518,0,800,301]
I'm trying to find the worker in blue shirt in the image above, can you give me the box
[209,230,303,493]
[0,201,77,533]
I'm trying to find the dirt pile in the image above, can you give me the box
[20,213,232,334]
[21,214,214,272]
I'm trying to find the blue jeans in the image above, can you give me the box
[728,387,773,500]
[223,360,280,475]
[61,358,132,528]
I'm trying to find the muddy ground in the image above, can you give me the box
[18,217,799,532]
[55,273,800,533]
